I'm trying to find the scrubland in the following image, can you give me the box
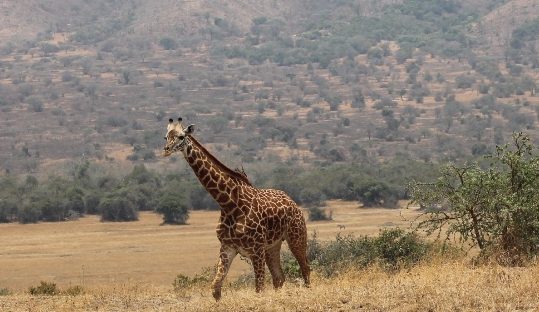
[1,201,538,311]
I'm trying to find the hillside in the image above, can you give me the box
[478,0,539,54]
[0,0,538,178]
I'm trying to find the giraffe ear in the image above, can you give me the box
[167,119,176,132]
[185,124,195,134]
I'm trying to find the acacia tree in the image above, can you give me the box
[409,132,539,264]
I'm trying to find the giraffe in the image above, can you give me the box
[162,117,310,300]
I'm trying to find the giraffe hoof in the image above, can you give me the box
[212,288,222,301]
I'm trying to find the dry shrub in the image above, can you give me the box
[28,281,59,296]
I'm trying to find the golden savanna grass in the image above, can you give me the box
[0,201,416,290]
[1,201,538,311]
[2,261,539,311]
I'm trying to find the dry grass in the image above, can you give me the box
[1,260,539,311]
[1,201,539,311]
[0,200,417,291]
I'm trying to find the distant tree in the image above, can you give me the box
[351,179,398,208]
[395,47,413,64]
[64,187,86,215]
[155,192,189,225]
[424,71,433,82]
[159,37,178,50]
[373,96,397,110]
[455,75,476,89]
[0,199,18,223]
[99,194,138,222]
[352,88,365,109]
[121,69,132,85]
[40,43,59,56]
[207,116,229,134]
[104,115,128,128]
[39,198,66,222]
[308,205,332,221]
[326,94,342,111]
[27,97,43,112]
[17,204,41,224]
[466,115,488,141]
[436,73,445,83]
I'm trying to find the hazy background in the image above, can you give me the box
[0,0,538,222]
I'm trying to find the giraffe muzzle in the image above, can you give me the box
[162,147,172,157]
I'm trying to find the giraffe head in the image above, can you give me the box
[162,117,195,157]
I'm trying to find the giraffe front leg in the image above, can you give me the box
[251,249,266,293]
[211,245,237,301]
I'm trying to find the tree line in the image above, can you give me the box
[0,156,437,224]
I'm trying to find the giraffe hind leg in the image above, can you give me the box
[265,241,285,289]
[250,248,267,293]
[285,218,310,287]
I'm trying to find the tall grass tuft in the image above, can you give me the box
[28,281,59,296]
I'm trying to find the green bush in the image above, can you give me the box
[155,192,189,225]
[29,281,59,296]
[284,229,431,278]
[172,274,191,291]
[0,287,11,296]
[99,195,138,222]
[410,133,539,264]
[308,205,332,221]
[173,267,214,292]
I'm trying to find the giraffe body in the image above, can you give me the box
[163,118,310,300]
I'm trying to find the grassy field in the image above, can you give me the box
[0,201,418,291]
[2,201,539,311]
[1,260,539,311]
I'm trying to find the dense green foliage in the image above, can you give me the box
[0,162,191,223]
[0,154,436,224]
[410,133,539,264]
[508,17,539,66]
[283,229,432,278]
[266,157,436,207]
[155,191,189,224]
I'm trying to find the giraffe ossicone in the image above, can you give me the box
[163,117,310,300]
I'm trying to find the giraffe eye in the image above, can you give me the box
[164,136,167,140]
[179,135,185,140]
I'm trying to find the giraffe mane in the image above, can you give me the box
[189,136,253,186]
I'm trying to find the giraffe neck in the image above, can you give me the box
[183,136,248,213]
